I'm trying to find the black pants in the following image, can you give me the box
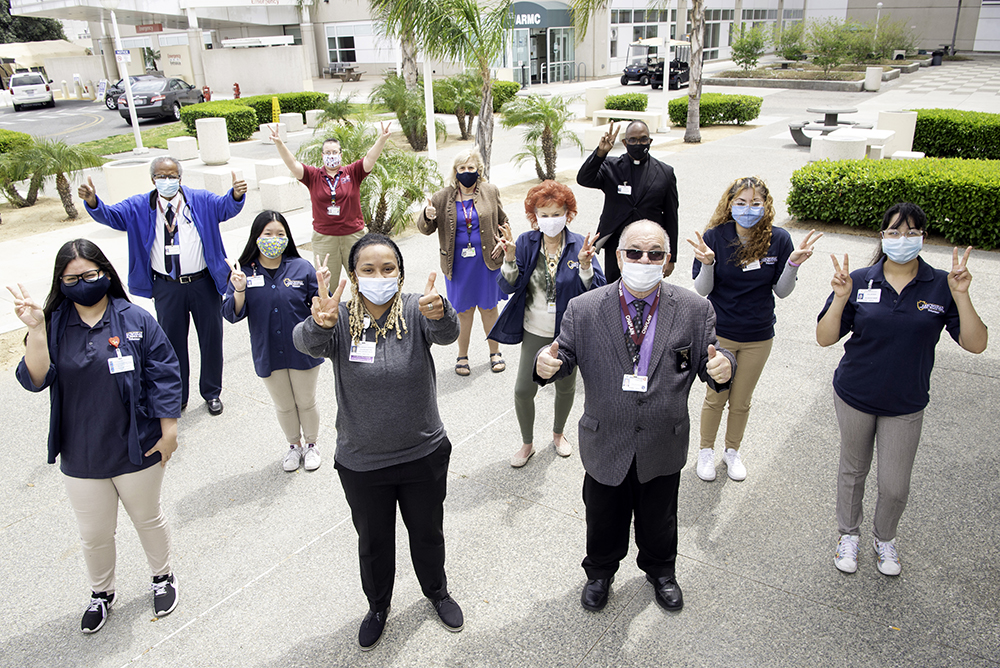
[336,440,452,613]
[151,272,223,405]
[601,228,624,283]
[581,458,679,580]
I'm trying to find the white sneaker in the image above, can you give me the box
[696,448,716,481]
[283,446,303,472]
[303,444,321,471]
[835,534,860,573]
[874,538,901,576]
[722,448,747,481]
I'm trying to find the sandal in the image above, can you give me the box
[455,356,471,376]
[489,352,506,373]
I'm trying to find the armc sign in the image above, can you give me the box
[515,13,542,26]
[510,1,572,31]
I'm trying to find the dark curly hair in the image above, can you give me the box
[706,176,777,267]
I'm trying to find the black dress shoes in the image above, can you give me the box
[581,576,614,611]
[207,398,223,416]
[358,606,389,651]
[647,574,683,611]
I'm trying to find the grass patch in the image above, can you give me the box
[77,122,191,156]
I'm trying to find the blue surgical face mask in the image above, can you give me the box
[357,276,399,305]
[456,171,479,188]
[155,177,180,198]
[732,204,764,228]
[60,273,110,306]
[881,236,923,264]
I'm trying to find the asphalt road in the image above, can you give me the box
[0,97,176,145]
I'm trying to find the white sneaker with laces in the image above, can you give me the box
[696,448,716,481]
[835,534,860,573]
[874,538,901,576]
[303,444,321,471]
[722,448,747,481]
[283,445,303,472]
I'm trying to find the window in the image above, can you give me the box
[328,35,356,63]
[610,37,617,58]
[633,26,644,42]
[618,10,631,23]
[158,34,189,46]
[611,10,619,23]
[633,10,645,23]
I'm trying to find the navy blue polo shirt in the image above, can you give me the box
[692,222,793,342]
[223,255,324,378]
[818,257,961,416]
[57,307,160,478]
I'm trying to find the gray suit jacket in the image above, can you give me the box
[535,279,735,486]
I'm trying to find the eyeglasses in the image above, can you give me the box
[882,229,925,240]
[152,175,178,182]
[621,249,667,262]
[623,137,652,146]
[61,270,102,286]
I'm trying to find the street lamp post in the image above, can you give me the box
[100,0,146,154]
[873,2,883,56]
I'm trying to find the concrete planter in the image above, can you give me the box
[103,158,153,203]
[196,117,230,166]
[915,57,934,68]
[704,77,864,92]
[896,62,921,74]
[881,68,900,81]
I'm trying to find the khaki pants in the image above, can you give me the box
[311,230,364,285]
[700,336,773,451]
[260,366,321,445]
[63,465,171,594]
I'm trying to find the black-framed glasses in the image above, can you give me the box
[61,270,102,286]
[623,137,652,146]
[621,249,667,262]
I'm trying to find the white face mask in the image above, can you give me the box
[357,277,399,305]
[536,215,567,238]
[619,259,663,293]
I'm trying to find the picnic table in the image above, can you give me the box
[324,64,365,82]
[806,107,859,127]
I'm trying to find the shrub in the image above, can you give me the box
[179,101,258,142]
[772,22,806,61]
[492,80,521,113]
[604,93,648,112]
[668,93,762,126]
[912,108,1000,160]
[842,20,878,65]
[809,18,850,73]
[0,129,32,153]
[236,92,328,124]
[731,24,768,71]
[787,158,1000,249]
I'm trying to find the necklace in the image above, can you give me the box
[363,306,391,340]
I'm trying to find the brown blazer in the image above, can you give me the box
[417,182,507,280]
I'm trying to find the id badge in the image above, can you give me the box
[165,244,181,256]
[622,374,648,392]
[327,205,341,216]
[618,184,632,196]
[461,246,477,258]
[547,301,557,314]
[108,355,135,374]
[857,288,881,303]
[247,275,265,288]
[742,260,761,272]
[349,340,376,364]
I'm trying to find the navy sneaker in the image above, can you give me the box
[81,591,114,634]
[152,573,178,616]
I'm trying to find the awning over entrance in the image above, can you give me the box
[511,1,571,30]
[0,39,89,68]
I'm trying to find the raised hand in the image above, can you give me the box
[418,271,444,320]
[230,266,247,292]
[493,223,515,262]
[578,232,599,269]
[830,254,852,299]
[948,246,974,295]
[597,122,620,157]
[77,176,97,208]
[536,341,563,379]
[379,121,391,140]
[231,171,247,199]
[706,344,732,383]
[311,272,347,329]
[316,253,331,292]
[686,230,715,266]
[268,123,283,144]
[424,197,437,221]
[789,229,823,265]
[7,283,44,330]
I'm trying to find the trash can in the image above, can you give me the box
[931,50,944,66]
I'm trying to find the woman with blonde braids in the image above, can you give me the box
[292,233,464,651]
[687,177,822,482]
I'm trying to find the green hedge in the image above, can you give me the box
[237,92,328,124]
[179,101,258,142]
[0,129,33,153]
[787,158,1000,249]
[604,93,648,112]
[912,108,1000,160]
[667,93,762,126]
[492,80,520,113]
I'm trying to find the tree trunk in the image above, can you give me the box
[25,173,43,206]
[455,106,470,140]
[533,158,546,182]
[1,178,26,208]
[57,173,78,219]
[401,35,419,91]
[476,68,494,180]
[685,0,706,144]
[541,126,556,180]
[371,195,389,235]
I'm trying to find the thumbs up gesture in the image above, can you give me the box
[311,272,347,329]
[705,344,732,384]
[232,170,247,200]
[78,176,98,208]
[418,271,443,320]
[536,341,563,379]
[424,197,437,221]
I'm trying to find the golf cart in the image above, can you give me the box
[650,40,691,90]
[620,37,662,86]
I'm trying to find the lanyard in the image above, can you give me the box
[618,282,660,370]
[324,171,342,206]
[157,193,185,235]
[459,197,475,246]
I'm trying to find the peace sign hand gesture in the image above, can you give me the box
[378,121,391,140]
[948,246,974,295]
[830,254,852,299]
[686,230,715,266]
[7,283,44,330]
[494,223,515,262]
[789,229,823,266]
[578,232,600,269]
[597,122,620,157]
[311,272,347,329]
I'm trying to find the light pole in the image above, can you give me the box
[100,0,146,154]
[873,2,883,56]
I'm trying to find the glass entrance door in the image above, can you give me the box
[512,29,530,86]
[547,26,575,82]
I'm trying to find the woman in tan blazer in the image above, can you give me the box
[419,147,509,376]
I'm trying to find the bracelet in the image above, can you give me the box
[787,260,801,267]
[235,288,246,293]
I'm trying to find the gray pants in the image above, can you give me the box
[514,330,577,444]
[834,393,924,542]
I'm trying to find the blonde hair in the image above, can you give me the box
[451,146,486,188]
[706,176,776,266]
[347,277,408,343]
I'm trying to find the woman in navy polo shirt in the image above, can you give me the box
[689,176,821,482]
[224,211,325,472]
[11,239,181,634]
[817,202,987,577]
[488,180,606,467]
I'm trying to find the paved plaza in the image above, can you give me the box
[1,56,999,667]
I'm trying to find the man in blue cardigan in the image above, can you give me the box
[78,156,246,415]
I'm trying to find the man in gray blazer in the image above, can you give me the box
[535,220,735,613]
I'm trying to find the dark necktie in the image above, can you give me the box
[164,203,178,279]
[633,299,646,324]
[626,299,646,369]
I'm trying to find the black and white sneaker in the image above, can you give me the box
[81,591,114,634]
[152,573,178,617]
[358,607,389,651]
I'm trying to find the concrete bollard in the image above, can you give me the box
[196,117,230,166]
[278,112,304,133]
[255,158,291,182]
[84,80,96,100]
[585,87,610,118]
[104,158,153,203]
[864,67,883,92]
[73,80,84,100]
[260,122,287,145]
[305,109,322,129]
[60,80,70,100]
[167,136,199,161]
[877,110,918,157]
[259,177,306,213]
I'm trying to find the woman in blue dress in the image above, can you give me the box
[419,147,509,376]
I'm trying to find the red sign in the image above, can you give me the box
[136,24,163,33]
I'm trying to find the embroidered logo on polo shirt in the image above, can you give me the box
[283,278,304,288]
[761,256,778,265]
[917,300,945,314]
[126,330,143,341]
[567,260,580,269]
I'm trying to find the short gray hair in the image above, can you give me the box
[149,156,182,178]
[620,219,667,249]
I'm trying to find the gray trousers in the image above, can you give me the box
[834,393,924,542]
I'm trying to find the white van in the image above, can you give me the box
[8,72,55,111]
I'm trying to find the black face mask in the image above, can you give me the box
[60,274,111,306]
[626,143,650,161]
[456,171,479,188]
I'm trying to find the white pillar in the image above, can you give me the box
[422,58,436,160]
[187,9,206,90]
[299,6,320,79]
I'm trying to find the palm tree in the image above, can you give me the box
[0,151,44,208]
[316,89,357,128]
[369,0,430,90]
[500,94,584,181]
[20,139,106,219]
[370,73,446,152]
[437,73,481,141]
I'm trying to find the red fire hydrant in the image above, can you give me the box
[202,86,211,102]
[232,82,241,99]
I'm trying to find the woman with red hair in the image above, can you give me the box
[490,180,606,467]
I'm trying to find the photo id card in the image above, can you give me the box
[547,301,557,314]
[108,355,135,374]
[856,289,881,303]
[742,260,761,272]
[617,184,632,196]
[247,275,265,288]
[461,246,477,258]
[327,205,340,216]
[622,374,648,392]
[349,340,376,364]
[165,244,181,256]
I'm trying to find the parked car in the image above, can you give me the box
[104,75,160,110]
[117,78,204,124]
[8,72,55,111]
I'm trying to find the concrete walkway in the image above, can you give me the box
[1,57,999,668]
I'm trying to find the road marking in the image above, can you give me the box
[41,112,104,138]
